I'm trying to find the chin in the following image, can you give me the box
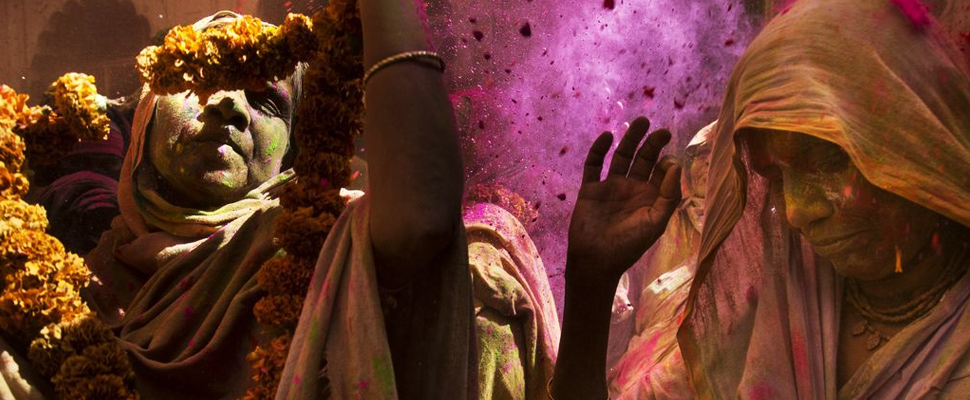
[828,253,895,281]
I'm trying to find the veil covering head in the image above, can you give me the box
[678,0,970,398]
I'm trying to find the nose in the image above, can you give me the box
[200,92,250,131]
[781,170,833,230]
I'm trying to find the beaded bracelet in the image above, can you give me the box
[362,50,446,85]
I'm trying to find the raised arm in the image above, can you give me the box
[361,0,463,288]
[552,117,682,400]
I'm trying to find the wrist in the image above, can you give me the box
[564,257,623,295]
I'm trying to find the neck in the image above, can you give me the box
[855,225,970,311]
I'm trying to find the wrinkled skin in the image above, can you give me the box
[743,128,970,386]
[743,129,945,282]
[147,81,294,209]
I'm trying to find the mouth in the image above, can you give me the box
[808,230,868,255]
[188,126,245,157]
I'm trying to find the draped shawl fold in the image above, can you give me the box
[679,0,970,398]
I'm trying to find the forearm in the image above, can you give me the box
[552,261,620,400]
[360,0,463,287]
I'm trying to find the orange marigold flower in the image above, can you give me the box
[257,255,313,296]
[0,167,31,200]
[242,334,292,400]
[49,73,111,142]
[52,342,136,400]
[253,293,303,329]
[136,14,317,104]
[465,183,539,227]
[274,207,336,259]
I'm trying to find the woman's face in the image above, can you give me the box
[744,129,943,281]
[147,80,294,208]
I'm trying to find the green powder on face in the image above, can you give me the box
[266,137,280,156]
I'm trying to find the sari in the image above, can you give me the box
[679,0,970,398]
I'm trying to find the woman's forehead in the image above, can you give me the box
[740,128,844,160]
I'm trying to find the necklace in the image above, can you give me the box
[845,246,969,350]
[846,247,968,324]
[850,318,890,351]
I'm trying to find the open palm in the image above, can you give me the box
[567,117,682,284]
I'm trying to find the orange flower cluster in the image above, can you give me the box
[0,74,110,167]
[244,1,363,398]
[0,78,135,399]
[49,73,111,142]
[135,14,318,104]
[0,86,29,173]
[30,317,137,399]
[52,341,136,399]
[244,335,292,400]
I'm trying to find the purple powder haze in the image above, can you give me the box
[429,0,761,316]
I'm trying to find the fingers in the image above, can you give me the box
[655,163,683,217]
[607,117,651,177]
[582,132,614,183]
[646,155,678,191]
[629,129,672,180]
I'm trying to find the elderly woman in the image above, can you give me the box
[74,0,471,398]
[553,0,970,398]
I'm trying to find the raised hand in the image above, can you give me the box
[552,117,683,400]
[567,116,682,286]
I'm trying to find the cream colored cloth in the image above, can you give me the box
[464,202,560,400]
[680,0,970,398]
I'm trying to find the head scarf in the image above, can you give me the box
[678,0,970,398]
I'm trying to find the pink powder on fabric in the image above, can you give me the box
[890,0,932,29]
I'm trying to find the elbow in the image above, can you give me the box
[399,212,462,260]
[372,210,463,287]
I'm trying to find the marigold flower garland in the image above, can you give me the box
[244,2,363,397]
[135,13,317,104]
[0,76,137,399]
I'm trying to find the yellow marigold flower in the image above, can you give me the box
[0,165,30,199]
[0,198,48,234]
[49,73,110,142]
